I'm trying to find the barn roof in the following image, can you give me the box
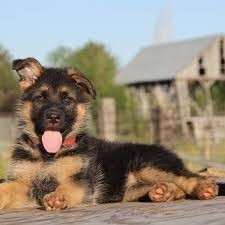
[116,35,221,85]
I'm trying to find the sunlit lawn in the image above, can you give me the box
[175,140,225,171]
[0,142,12,179]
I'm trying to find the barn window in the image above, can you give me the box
[220,39,225,74]
[198,57,206,76]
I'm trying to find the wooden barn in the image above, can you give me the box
[116,35,225,144]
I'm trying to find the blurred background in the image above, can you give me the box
[1,0,225,176]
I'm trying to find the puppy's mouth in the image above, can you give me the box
[40,126,75,154]
[41,130,63,154]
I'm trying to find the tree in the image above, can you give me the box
[49,42,126,100]
[211,82,225,115]
[48,46,72,67]
[0,46,19,112]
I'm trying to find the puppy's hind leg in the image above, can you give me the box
[123,183,153,202]
[123,182,186,202]
[187,179,218,200]
[136,167,218,200]
[166,172,218,200]
[148,182,186,202]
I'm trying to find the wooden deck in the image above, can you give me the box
[1,197,225,225]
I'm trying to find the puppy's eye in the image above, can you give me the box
[35,95,45,103]
[63,96,73,104]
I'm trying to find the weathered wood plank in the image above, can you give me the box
[1,197,225,225]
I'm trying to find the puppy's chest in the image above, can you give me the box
[37,156,88,204]
[9,156,87,185]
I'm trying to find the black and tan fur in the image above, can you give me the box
[0,57,218,210]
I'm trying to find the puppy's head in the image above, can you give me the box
[13,57,96,153]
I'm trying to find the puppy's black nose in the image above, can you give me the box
[46,109,61,125]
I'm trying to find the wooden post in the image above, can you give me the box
[200,80,215,160]
[98,98,116,141]
[175,80,191,137]
[135,87,150,120]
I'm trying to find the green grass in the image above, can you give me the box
[174,140,225,171]
[0,141,12,178]
[0,152,7,178]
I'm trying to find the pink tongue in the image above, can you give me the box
[41,131,63,153]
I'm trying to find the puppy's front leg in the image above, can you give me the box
[42,180,85,210]
[0,180,32,209]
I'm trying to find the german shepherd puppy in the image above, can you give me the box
[0,57,218,210]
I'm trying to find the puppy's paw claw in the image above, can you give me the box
[149,183,175,202]
[194,181,218,200]
[43,192,68,210]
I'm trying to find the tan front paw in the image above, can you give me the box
[0,195,7,209]
[193,181,218,200]
[43,192,68,210]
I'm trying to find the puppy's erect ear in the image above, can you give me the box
[12,57,43,91]
[67,68,96,99]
